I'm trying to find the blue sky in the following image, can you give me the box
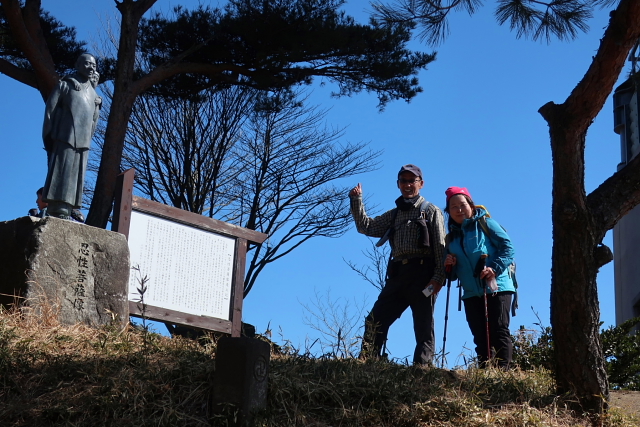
[0,1,626,366]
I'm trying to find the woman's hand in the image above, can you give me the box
[480,266,495,280]
[444,254,457,268]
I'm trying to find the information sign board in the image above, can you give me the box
[112,169,267,336]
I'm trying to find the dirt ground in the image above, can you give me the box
[609,390,640,418]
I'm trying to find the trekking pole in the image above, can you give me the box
[441,265,453,368]
[483,285,491,362]
[474,254,490,363]
[481,255,491,363]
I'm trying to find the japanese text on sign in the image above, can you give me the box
[127,211,236,320]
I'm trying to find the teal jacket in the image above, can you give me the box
[446,207,515,299]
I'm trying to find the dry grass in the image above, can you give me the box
[260,356,637,426]
[0,307,215,426]
[0,307,638,427]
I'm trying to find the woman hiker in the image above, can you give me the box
[443,186,516,368]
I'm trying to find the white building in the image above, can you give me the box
[613,74,640,325]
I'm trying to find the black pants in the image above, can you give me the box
[463,291,513,367]
[362,257,436,365]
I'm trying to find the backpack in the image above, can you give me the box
[376,199,433,249]
[476,206,519,316]
[446,205,519,316]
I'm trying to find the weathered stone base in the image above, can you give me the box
[0,216,130,328]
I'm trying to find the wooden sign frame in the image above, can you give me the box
[112,169,267,337]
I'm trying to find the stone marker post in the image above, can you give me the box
[212,337,270,426]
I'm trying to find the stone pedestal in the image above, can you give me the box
[0,216,130,328]
[212,337,270,425]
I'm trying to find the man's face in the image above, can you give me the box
[397,171,423,199]
[36,192,48,210]
[76,55,97,79]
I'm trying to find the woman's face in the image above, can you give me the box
[449,194,474,225]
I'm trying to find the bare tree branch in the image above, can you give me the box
[223,90,381,296]
[92,85,381,297]
[0,57,37,87]
[301,288,368,358]
[588,150,640,236]
[1,0,57,97]
[343,239,389,291]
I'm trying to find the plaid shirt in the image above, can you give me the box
[350,195,446,285]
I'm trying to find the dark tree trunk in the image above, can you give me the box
[86,0,155,228]
[545,104,609,413]
[539,0,640,415]
[86,90,137,228]
[1,0,57,98]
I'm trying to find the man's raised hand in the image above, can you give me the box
[349,183,362,197]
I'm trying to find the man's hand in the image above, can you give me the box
[428,280,443,295]
[349,183,362,197]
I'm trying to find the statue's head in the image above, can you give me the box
[75,53,97,80]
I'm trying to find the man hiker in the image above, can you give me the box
[349,164,446,365]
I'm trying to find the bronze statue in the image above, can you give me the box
[42,53,101,219]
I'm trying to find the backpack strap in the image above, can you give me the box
[377,199,432,247]
[418,200,432,247]
[419,199,431,217]
[375,208,399,247]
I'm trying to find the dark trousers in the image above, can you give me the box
[463,291,513,367]
[362,257,436,365]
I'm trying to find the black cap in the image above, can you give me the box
[398,164,423,179]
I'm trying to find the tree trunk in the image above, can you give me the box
[86,0,155,228]
[87,92,137,228]
[537,0,640,415]
[545,102,609,413]
[1,0,57,98]
[551,192,609,414]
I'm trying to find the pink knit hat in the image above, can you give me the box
[445,186,472,204]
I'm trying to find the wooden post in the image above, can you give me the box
[111,168,135,236]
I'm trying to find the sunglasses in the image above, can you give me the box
[398,178,422,184]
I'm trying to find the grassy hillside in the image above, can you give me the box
[0,309,637,426]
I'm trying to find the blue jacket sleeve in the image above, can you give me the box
[484,218,515,276]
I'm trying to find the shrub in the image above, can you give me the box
[511,316,640,391]
[511,325,555,372]
[601,317,640,391]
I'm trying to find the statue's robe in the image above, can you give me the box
[42,75,99,208]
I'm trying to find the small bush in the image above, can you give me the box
[512,325,555,372]
[511,316,640,392]
[601,317,640,391]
